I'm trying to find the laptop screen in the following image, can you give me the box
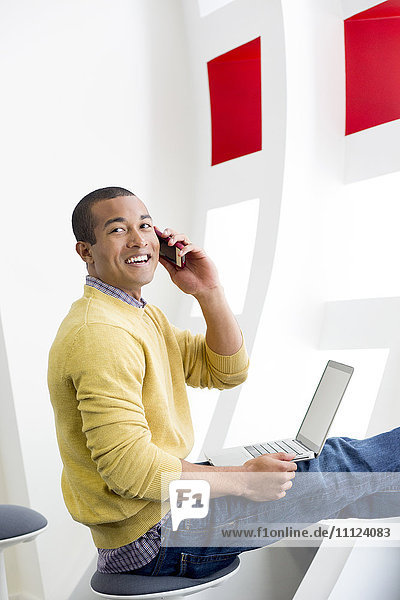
[297,361,353,453]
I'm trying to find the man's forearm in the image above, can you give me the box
[180,455,296,503]
[193,285,242,355]
[180,459,246,498]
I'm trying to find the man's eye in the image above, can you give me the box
[141,223,152,229]
[111,227,125,233]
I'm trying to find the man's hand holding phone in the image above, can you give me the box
[155,227,187,268]
[155,227,220,298]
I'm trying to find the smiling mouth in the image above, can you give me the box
[125,254,151,265]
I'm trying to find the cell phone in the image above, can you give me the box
[154,227,186,268]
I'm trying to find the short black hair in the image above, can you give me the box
[72,187,135,244]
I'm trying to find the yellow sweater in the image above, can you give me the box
[48,285,249,549]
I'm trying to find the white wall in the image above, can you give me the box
[0,1,195,598]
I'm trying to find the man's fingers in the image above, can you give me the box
[169,236,191,247]
[155,227,172,239]
[244,468,296,501]
[273,452,297,462]
[162,229,191,246]
[276,471,295,485]
[273,456,297,471]
[281,479,293,492]
[162,228,176,237]
[178,243,201,257]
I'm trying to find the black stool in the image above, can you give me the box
[0,504,48,600]
[91,556,240,599]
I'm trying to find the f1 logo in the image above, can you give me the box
[169,480,210,531]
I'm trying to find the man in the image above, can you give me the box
[48,187,400,579]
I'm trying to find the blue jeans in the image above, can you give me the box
[132,428,400,578]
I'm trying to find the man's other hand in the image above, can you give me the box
[241,452,297,502]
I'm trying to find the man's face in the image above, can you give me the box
[78,195,160,300]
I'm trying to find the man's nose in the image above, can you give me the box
[127,230,146,247]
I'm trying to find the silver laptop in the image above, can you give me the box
[206,360,354,466]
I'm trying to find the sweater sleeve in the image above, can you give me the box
[171,325,250,390]
[68,323,181,501]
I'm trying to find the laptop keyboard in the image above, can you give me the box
[244,439,308,459]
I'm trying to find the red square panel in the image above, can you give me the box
[345,1,400,135]
[207,37,262,165]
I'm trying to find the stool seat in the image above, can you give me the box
[91,556,240,599]
[0,504,48,600]
[0,504,48,544]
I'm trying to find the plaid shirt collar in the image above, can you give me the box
[85,276,147,309]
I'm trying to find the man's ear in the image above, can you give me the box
[75,241,94,264]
